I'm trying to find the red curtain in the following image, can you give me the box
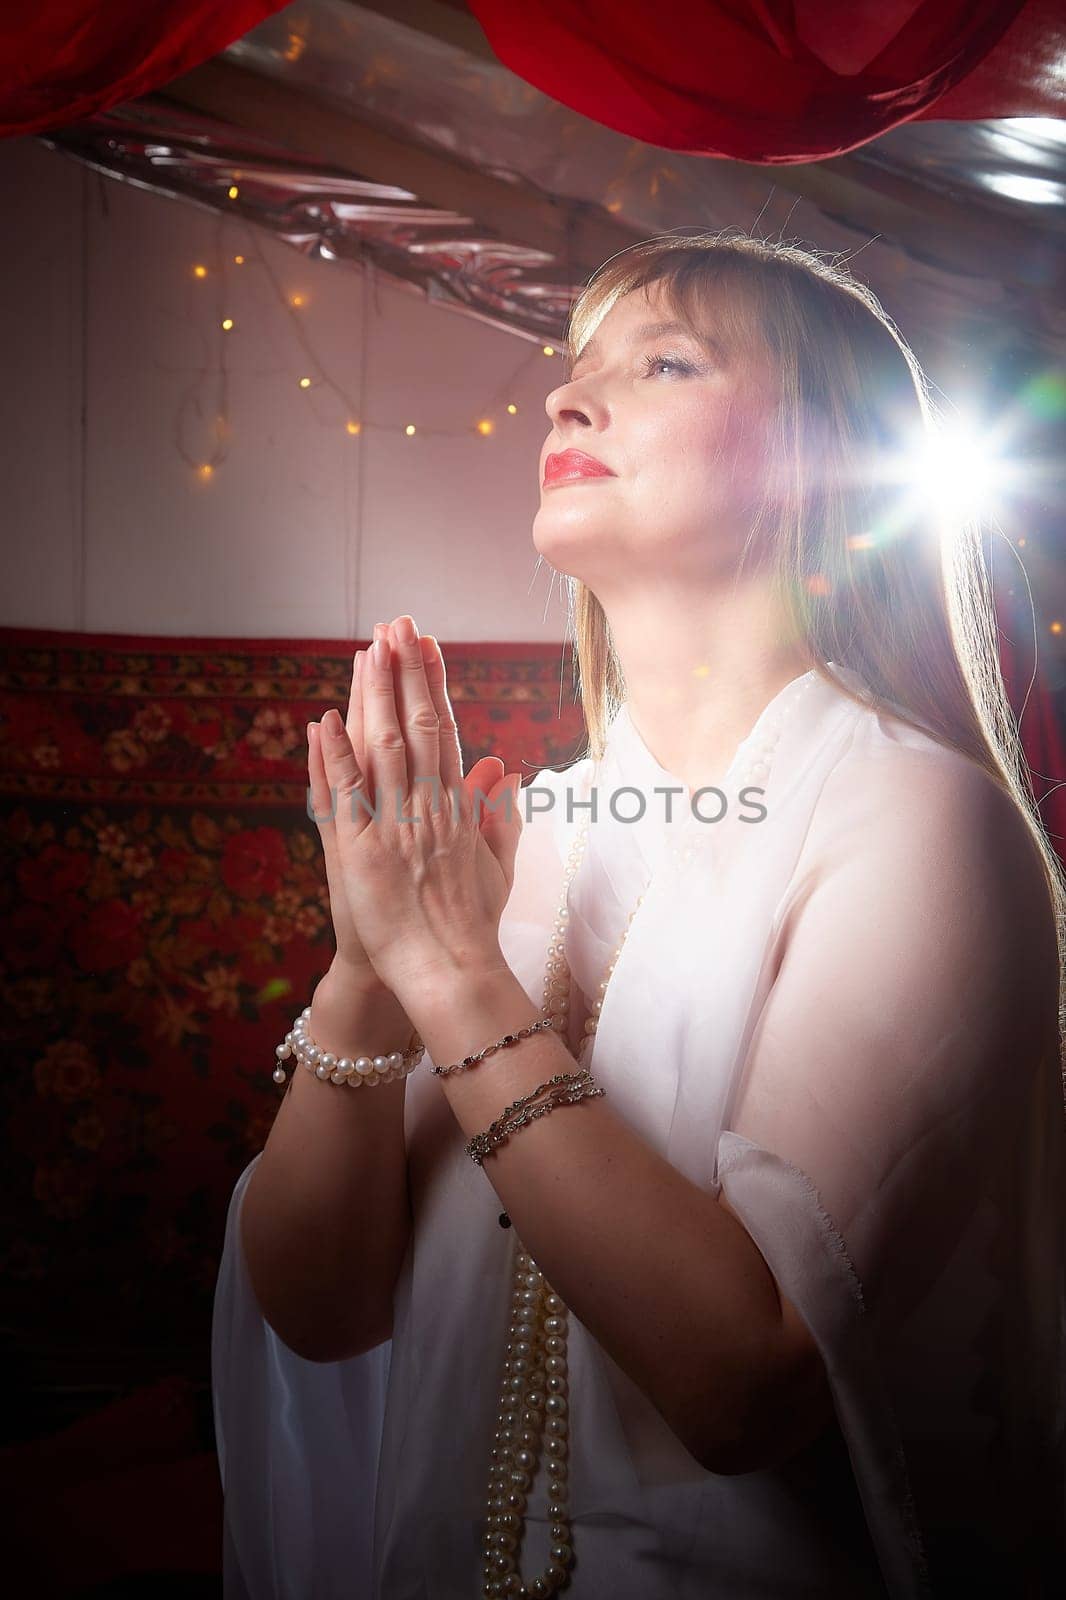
[467,0,1065,163]
[0,1,293,138]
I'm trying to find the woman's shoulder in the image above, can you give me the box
[818,697,1035,853]
[803,698,1058,976]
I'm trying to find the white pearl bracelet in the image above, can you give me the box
[273,1004,425,1089]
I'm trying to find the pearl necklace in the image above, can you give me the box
[481,815,634,1600]
[479,672,817,1598]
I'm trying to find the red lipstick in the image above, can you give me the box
[543,448,615,486]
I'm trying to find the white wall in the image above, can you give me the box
[0,136,568,643]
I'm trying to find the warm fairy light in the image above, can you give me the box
[228,184,240,200]
[193,264,207,278]
[234,255,245,265]
[542,345,555,356]
[298,377,312,389]
[1052,621,1063,635]
[346,420,362,435]
[405,424,417,436]
[1018,537,1027,547]
[476,419,494,436]
[221,318,234,331]
[507,403,518,415]
[847,533,876,551]
[198,465,214,480]
[290,294,306,308]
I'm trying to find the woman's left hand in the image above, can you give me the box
[314,614,524,1007]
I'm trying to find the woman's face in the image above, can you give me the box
[534,281,777,585]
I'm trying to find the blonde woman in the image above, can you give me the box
[213,233,1066,1597]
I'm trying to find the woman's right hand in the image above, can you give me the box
[307,620,506,990]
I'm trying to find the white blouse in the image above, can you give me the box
[213,661,1066,1597]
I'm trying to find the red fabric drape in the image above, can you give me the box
[0,1,293,138]
[466,0,1065,163]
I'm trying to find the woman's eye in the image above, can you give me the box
[641,352,693,377]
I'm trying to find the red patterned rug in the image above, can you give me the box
[0,629,585,1409]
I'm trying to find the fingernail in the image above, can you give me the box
[323,708,344,736]
[372,636,390,670]
[394,615,418,643]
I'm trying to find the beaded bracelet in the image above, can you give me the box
[466,1068,605,1167]
[273,1004,425,1090]
[431,1014,556,1077]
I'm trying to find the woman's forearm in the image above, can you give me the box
[239,963,416,1362]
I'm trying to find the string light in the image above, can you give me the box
[181,239,555,481]
[228,184,240,200]
[1052,621,1063,636]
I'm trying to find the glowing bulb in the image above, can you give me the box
[507,404,518,415]
[234,255,245,265]
[476,419,494,436]
[290,294,305,308]
[1018,537,1027,547]
[405,424,416,436]
[198,465,214,480]
[346,421,361,435]
[543,345,555,356]
[299,377,312,389]
[221,318,234,331]
[193,264,207,278]
[1052,621,1064,636]
[228,184,240,200]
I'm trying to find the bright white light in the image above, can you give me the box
[980,172,1066,205]
[910,419,1007,525]
[999,117,1066,146]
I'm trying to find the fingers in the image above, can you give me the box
[345,647,366,771]
[361,624,409,814]
[419,633,464,798]
[307,720,348,894]
[387,616,442,808]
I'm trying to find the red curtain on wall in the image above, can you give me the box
[466,0,1065,162]
[0,0,292,138]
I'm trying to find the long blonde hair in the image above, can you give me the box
[558,229,1066,1075]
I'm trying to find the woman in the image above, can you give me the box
[212,232,1066,1597]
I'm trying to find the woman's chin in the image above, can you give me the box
[532,510,613,571]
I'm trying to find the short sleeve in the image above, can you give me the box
[725,740,1059,1333]
[712,740,1064,1591]
[211,1153,391,1600]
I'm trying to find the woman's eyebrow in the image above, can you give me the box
[570,321,723,367]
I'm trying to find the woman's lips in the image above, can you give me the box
[543,450,615,485]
